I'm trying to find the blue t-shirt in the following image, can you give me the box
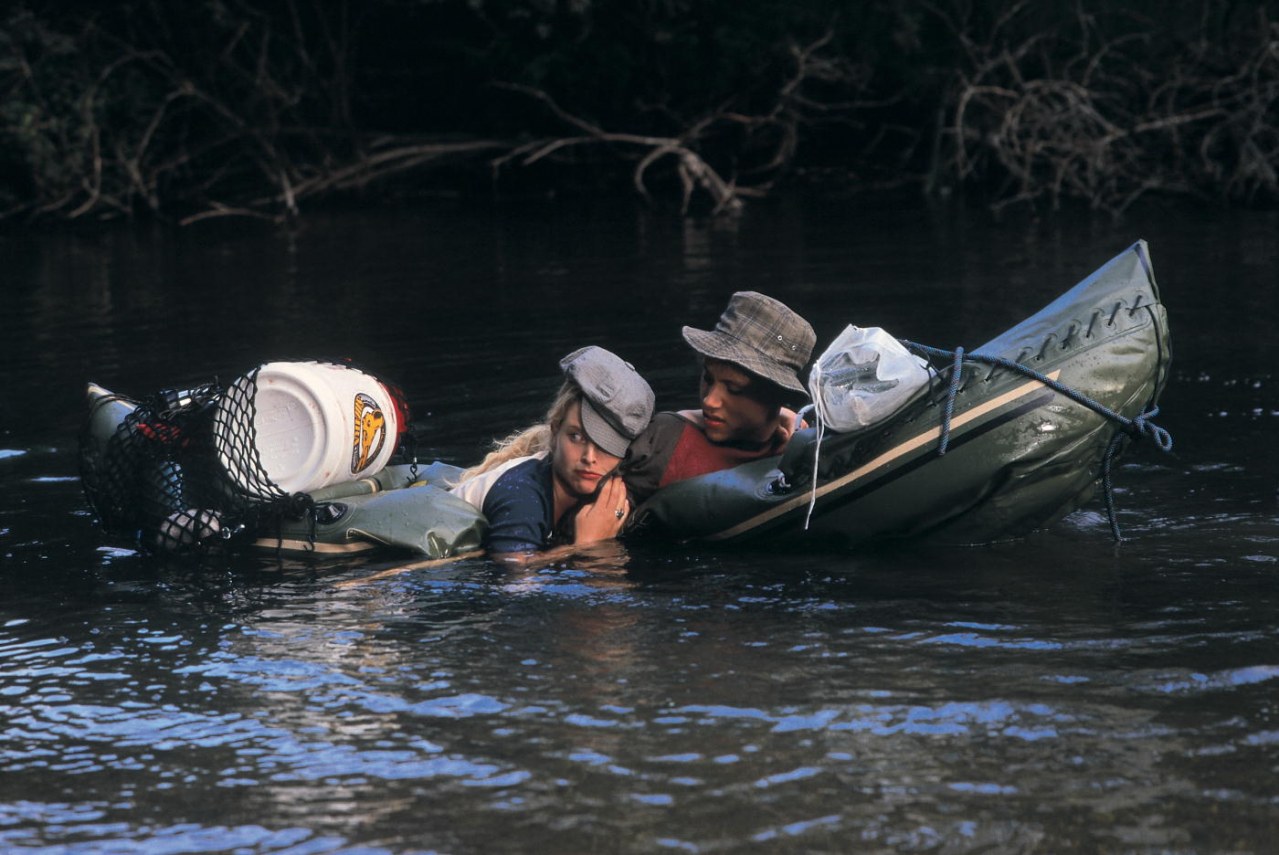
[481,456,558,554]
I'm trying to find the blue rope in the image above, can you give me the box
[901,340,1173,541]
[1102,430,1125,541]
[939,346,964,455]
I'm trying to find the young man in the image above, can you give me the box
[622,291,816,503]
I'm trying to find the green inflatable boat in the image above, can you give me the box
[634,239,1172,547]
[80,240,1171,558]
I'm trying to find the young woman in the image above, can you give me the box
[450,346,654,560]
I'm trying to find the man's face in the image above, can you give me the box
[698,359,781,445]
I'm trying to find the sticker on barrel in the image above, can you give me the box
[352,392,387,474]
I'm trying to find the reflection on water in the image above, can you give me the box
[1,196,1278,851]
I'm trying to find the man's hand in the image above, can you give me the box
[777,407,808,442]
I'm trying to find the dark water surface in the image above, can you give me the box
[2,195,1277,852]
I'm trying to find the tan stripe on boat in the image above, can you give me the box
[706,372,1061,541]
[251,537,378,554]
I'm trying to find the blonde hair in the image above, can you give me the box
[453,381,581,483]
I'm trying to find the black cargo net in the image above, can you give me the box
[79,375,305,555]
[80,359,409,556]
[211,366,293,506]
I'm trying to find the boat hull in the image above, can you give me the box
[630,240,1171,546]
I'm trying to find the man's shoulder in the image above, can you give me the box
[643,410,701,436]
[631,411,701,455]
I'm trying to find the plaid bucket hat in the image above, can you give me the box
[682,291,816,394]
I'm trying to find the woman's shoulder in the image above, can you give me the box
[481,455,556,551]
[450,452,548,509]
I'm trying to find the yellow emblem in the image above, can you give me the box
[352,393,387,473]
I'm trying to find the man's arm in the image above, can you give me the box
[620,412,689,504]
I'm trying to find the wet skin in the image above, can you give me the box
[547,402,631,547]
[698,358,782,446]
[551,401,622,501]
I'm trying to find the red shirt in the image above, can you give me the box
[622,411,788,503]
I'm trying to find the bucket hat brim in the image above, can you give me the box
[682,327,808,395]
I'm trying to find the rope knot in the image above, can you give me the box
[285,492,316,517]
[1130,407,1173,452]
[903,338,1172,543]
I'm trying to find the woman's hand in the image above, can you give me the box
[573,476,630,545]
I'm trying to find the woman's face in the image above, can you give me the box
[552,401,623,498]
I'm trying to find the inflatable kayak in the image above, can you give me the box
[632,239,1172,546]
[80,240,1171,557]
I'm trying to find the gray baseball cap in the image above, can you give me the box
[559,346,655,458]
[682,291,816,395]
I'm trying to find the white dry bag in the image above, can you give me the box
[808,325,932,433]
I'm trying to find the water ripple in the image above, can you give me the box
[0,804,396,853]
[672,699,1071,741]
[1143,664,1279,694]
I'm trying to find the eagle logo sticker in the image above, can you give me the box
[352,393,387,474]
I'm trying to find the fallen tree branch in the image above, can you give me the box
[936,2,1279,214]
[492,83,743,213]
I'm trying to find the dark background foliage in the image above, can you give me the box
[2,0,1275,224]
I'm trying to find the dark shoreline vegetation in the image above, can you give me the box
[2,0,1276,227]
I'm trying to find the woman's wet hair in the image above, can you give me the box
[454,381,580,483]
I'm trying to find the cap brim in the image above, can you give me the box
[579,398,631,458]
[682,327,808,395]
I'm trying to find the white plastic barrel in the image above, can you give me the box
[216,361,399,496]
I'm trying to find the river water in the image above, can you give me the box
[1,194,1276,852]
